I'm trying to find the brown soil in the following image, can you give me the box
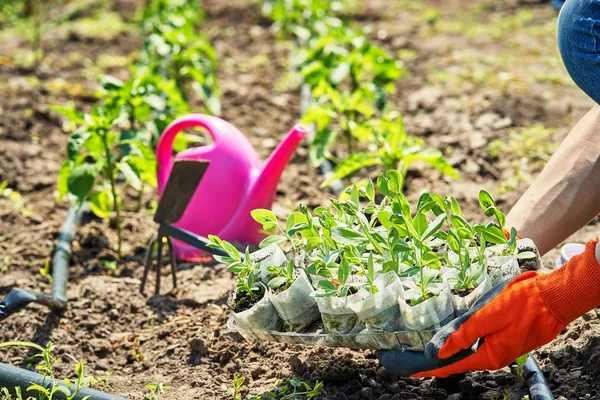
[1,0,599,399]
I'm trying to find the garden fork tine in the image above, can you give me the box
[166,236,177,289]
[140,233,158,295]
[155,235,164,296]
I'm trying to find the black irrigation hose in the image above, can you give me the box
[0,204,87,321]
[0,362,128,400]
[0,203,128,398]
[300,84,345,195]
[522,354,555,400]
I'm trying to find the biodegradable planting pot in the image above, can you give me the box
[442,265,491,316]
[399,283,455,331]
[269,270,320,332]
[228,284,282,332]
[250,245,287,285]
[348,272,405,332]
[516,238,543,271]
[486,255,520,285]
[316,293,360,334]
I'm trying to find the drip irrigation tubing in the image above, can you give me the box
[0,362,128,400]
[0,204,87,321]
[522,354,555,400]
[0,203,127,398]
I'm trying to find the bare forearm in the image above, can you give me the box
[506,105,600,255]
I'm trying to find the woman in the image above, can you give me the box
[379,0,600,377]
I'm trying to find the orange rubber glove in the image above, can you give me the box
[378,240,600,377]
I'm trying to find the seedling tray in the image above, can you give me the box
[227,317,438,351]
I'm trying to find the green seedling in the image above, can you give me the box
[39,259,52,284]
[52,102,155,258]
[0,181,32,217]
[265,378,324,400]
[207,236,262,304]
[322,113,457,187]
[312,254,353,297]
[1,256,9,273]
[252,208,321,252]
[267,260,296,290]
[445,234,483,294]
[139,0,220,115]
[0,341,95,400]
[232,375,245,400]
[514,353,529,383]
[144,382,167,400]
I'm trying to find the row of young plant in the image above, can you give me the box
[262,0,457,188]
[209,171,539,348]
[52,0,220,257]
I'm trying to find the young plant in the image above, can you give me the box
[312,254,355,297]
[321,113,457,187]
[52,102,155,258]
[231,375,245,400]
[476,190,535,260]
[0,341,95,400]
[267,259,296,291]
[446,232,483,294]
[144,382,167,400]
[140,0,221,115]
[207,236,262,306]
[265,378,324,400]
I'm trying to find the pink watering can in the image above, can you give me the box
[156,114,307,261]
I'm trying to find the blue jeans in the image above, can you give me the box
[558,0,600,104]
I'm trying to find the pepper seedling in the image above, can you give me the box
[207,236,262,305]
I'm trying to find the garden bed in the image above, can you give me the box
[1,0,600,399]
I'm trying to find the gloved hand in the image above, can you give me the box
[378,240,600,377]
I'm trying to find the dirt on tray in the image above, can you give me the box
[1,0,600,399]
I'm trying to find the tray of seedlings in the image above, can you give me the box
[210,172,543,351]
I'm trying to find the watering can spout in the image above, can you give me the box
[218,125,307,243]
[254,124,307,203]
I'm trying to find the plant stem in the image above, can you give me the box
[136,188,144,212]
[100,129,122,258]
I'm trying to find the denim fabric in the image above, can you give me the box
[558,0,600,104]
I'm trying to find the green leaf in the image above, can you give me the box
[481,225,508,245]
[321,152,381,188]
[67,131,91,159]
[268,276,288,289]
[26,384,50,397]
[517,251,536,260]
[117,160,142,191]
[258,235,287,249]
[423,213,446,241]
[516,354,529,366]
[338,257,350,285]
[367,253,375,283]
[57,161,71,200]
[377,170,404,198]
[413,213,428,238]
[48,105,85,125]
[447,230,461,254]
[479,190,495,210]
[99,75,124,91]
[251,209,278,225]
[286,211,307,232]
[366,179,375,203]
[67,162,103,200]
[330,227,368,246]
[89,190,112,219]
[330,62,350,85]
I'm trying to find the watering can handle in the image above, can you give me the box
[156,114,231,191]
